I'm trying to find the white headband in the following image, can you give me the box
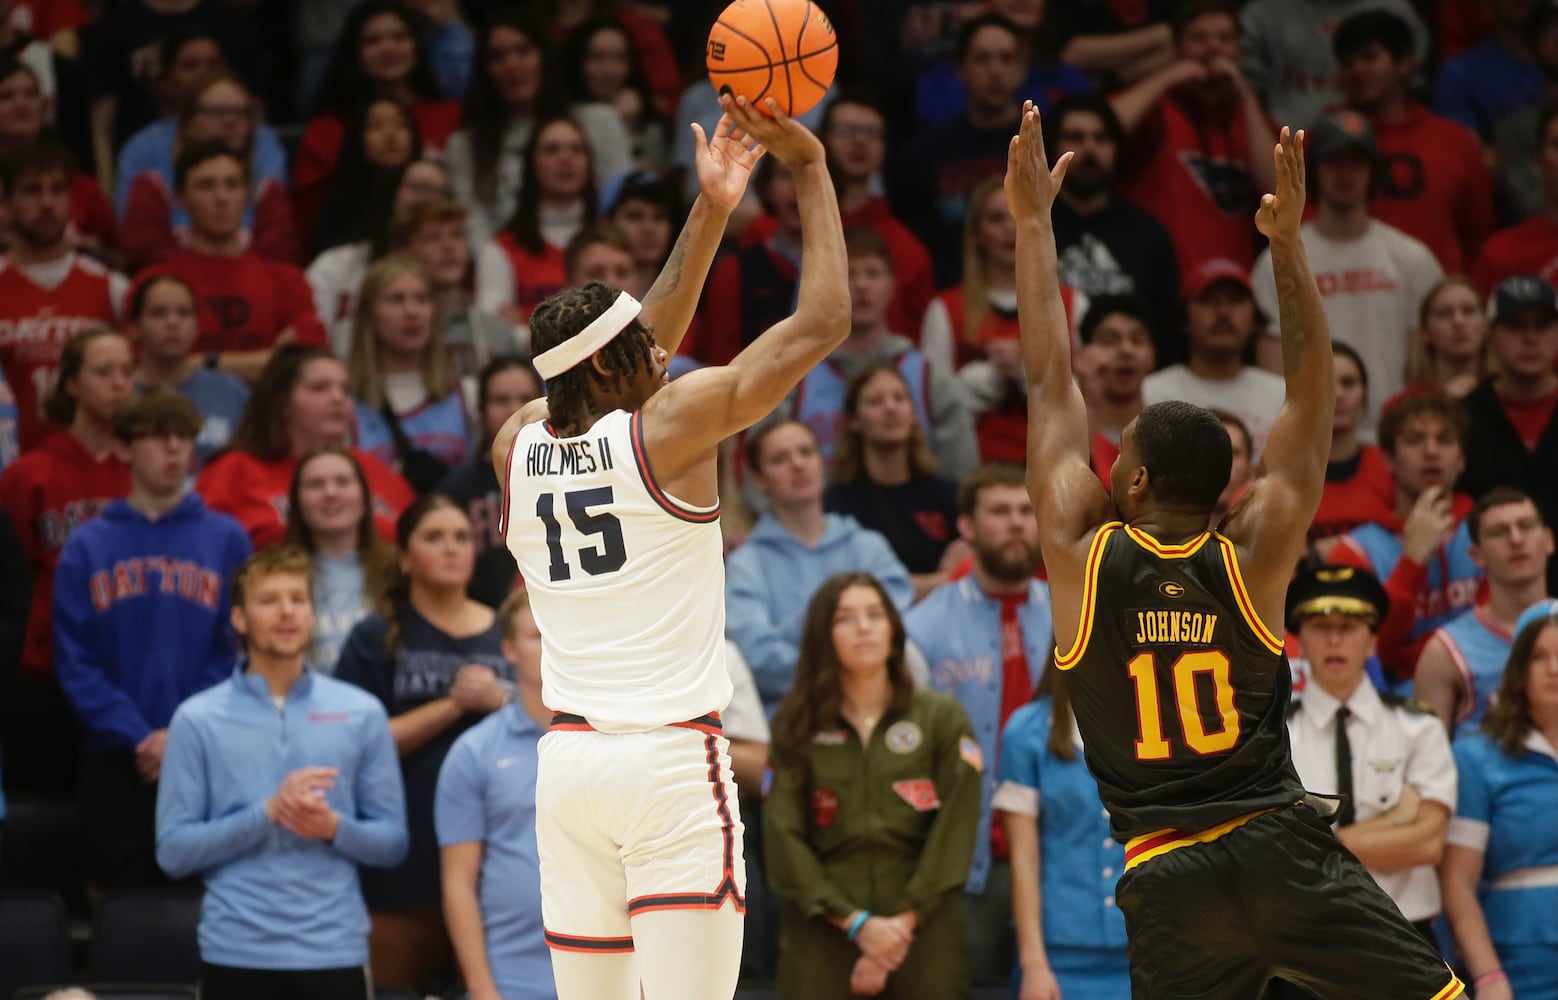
[533,291,643,380]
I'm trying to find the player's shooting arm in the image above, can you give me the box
[1222,129,1334,622]
[639,110,766,357]
[648,96,849,455]
[1007,103,1111,549]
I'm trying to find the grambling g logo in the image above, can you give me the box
[1158,580,1185,599]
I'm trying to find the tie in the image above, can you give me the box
[1334,705,1355,827]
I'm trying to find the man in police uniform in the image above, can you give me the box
[1285,564,1457,950]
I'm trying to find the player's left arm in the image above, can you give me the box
[1219,128,1334,631]
[489,398,550,482]
[900,701,983,921]
[639,113,766,358]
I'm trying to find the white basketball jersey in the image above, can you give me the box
[502,409,731,731]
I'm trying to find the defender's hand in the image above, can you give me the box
[1255,127,1307,244]
[1004,101,1072,223]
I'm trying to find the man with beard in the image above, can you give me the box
[1332,390,1482,690]
[1109,0,1276,286]
[1044,94,1181,345]
[1142,259,1283,459]
[0,139,127,452]
[1251,112,1442,431]
[904,462,1053,987]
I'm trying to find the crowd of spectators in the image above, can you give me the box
[0,0,1556,998]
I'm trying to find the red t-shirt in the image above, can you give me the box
[145,249,327,354]
[491,233,567,322]
[121,173,299,270]
[0,254,122,452]
[1471,217,1558,296]
[69,172,117,253]
[1310,444,1396,544]
[1500,389,1558,449]
[1368,105,1494,274]
[0,430,129,678]
[1119,93,1260,286]
[195,448,413,549]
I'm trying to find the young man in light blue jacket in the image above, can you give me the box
[156,545,407,1000]
[725,419,913,714]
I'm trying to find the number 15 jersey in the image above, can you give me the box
[1056,523,1305,845]
[502,409,732,732]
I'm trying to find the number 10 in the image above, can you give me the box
[1126,650,1241,761]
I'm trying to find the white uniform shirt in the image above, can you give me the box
[502,409,732,732]
[1286,679,1457,921]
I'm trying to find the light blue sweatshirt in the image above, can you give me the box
[725,513,912,712]
[155,666,408,970]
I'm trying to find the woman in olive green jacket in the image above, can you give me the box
[765,572,982,999]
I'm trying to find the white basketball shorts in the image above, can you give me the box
[536,713,747,954]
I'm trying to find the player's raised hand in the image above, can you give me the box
[691,110,767,211]
[1255,127,1306,244]
[1004,100,1072,224]
[717,92,825,170]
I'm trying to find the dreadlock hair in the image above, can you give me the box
[529,281,656,436]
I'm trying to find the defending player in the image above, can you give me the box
[491,96,848,1000]
[1007,102,1464,999]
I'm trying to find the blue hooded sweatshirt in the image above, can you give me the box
[53,493,252,753]
[725,512,913,712]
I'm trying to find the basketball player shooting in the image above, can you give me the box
[1007,103,1464,999]
[490,95,848,1000]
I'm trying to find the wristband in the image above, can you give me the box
[1473,970,1506,990]
[845,910,870,941]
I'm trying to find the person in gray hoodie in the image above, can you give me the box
[726,419,913,716]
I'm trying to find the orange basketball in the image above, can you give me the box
[705,0,838,118]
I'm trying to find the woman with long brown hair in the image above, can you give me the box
[765,572,981,999]
[347,257,470,491]
[195,344,413,548]
[1402,276,1494,403]
[0,327,133,794]
[996,664,1131,999]
[1439,602,1558,1000]
[283,445,398,672]
[335,493,514,991]
[825,364,964,598]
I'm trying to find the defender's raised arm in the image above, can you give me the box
[1008,102,1112,553]
[1222,127,1337,624]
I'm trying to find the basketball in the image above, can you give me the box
[706,0,838,118]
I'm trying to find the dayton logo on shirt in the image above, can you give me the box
[90,558,223,611]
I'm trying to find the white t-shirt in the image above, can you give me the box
[304,241,370,359]
[1140,364,1286,459]
[1250,220,1442,431]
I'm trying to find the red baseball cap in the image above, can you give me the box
[1183,258,1254,302]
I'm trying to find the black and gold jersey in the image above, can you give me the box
[1057,522,1305,847]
